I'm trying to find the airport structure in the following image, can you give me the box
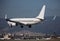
[0,30,59,40]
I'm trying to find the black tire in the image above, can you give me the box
[29,25,31,28]
[21,25,23,28]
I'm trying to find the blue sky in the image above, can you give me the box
[0,0,60,34]
[0,0,60,18]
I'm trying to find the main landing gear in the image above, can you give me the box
[20,25,32,28]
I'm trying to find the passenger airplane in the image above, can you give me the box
[5,5,46,28]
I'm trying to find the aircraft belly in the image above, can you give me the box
[20,21,39,25]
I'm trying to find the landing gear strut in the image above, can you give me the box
[29,25,31,28]
[10,24,12,28]
[16,23,18,26]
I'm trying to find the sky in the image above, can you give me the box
[0,0,60,34]
[0,0,60,18]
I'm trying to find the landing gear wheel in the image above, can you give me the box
[21,25,23,28]
[29,25,31,28]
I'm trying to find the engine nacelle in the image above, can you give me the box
[7,21,16,27]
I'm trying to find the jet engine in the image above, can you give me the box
[7,21,16,27]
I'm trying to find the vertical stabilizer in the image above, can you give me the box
[36,5,46,19]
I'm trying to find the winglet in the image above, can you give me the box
[36,5,46,19]
[5,14,7,19]
[52,16,56,20]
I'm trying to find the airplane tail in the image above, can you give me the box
[36,5,46,19]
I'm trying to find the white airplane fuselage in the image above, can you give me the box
[9,18,41,25]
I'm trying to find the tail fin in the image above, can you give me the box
[36,5,46,19]
[5,14,7,19]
